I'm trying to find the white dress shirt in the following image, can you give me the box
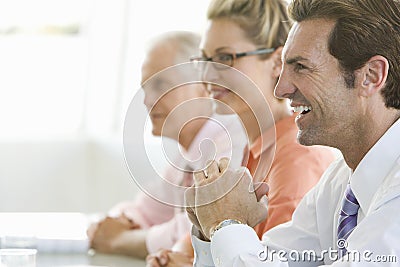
[192,119,400,266]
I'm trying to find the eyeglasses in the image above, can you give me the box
[190,47,276,70]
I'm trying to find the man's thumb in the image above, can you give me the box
[253,182,269,201]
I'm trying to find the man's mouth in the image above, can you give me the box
[292,105,312,115]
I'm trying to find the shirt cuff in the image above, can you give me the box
[211,224,264,266]
[192,227,215,267]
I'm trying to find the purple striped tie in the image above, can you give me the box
[337,184,360,257]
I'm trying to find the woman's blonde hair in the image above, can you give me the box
[207,0,292,49]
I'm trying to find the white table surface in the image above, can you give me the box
[0,213,146,267]
[37,252,146,267]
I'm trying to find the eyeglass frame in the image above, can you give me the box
[190,47,276,70]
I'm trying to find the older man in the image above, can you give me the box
[189,0,400,266]
[88,31,246,259]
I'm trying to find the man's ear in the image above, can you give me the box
[358,55,389,97]
[271,46,283,79]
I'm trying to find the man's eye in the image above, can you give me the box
[294,63,307,71]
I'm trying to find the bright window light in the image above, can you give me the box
[0,0,210,139]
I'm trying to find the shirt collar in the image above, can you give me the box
[351,118,400,215]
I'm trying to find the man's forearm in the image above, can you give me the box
[114,229,149,259]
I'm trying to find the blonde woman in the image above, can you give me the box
[146,0,335,266]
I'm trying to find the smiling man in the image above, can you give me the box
[188,0,400,266]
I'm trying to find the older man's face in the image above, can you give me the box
[141,45,208,139]
[275,19,360,148]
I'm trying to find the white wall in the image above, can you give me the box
[0,138,135,212]
[0,139,90,211]
[0,0,210,212]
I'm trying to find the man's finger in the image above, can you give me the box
[184,186,195,207]
[86,223,98,240]
[205,160,219,179]
[218,157,230,173]
[145,256,161,267]
[253,182,269,201]
[258,195,268,208]
[253,201,269,226]
[184,187,204,233]
[193,170,206,185]
[155,249,170,266]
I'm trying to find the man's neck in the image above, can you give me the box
[179,118,209,151]
[341,113,400,170]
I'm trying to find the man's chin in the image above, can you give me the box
[152,129,162,137]
[297,130,323,147]
[297,130,313,146]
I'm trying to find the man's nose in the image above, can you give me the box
[143,89,158,108]
[274,67,295,99]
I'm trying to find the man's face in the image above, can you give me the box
[275,19,360,147]
[141,45,207,138]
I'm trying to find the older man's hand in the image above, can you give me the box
[191,158,269,240]
[146,249,193,267]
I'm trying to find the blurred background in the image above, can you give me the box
[0,0,209,212]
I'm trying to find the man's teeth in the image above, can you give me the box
[293,105,312,113]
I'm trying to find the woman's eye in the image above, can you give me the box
[216,54,232,63]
